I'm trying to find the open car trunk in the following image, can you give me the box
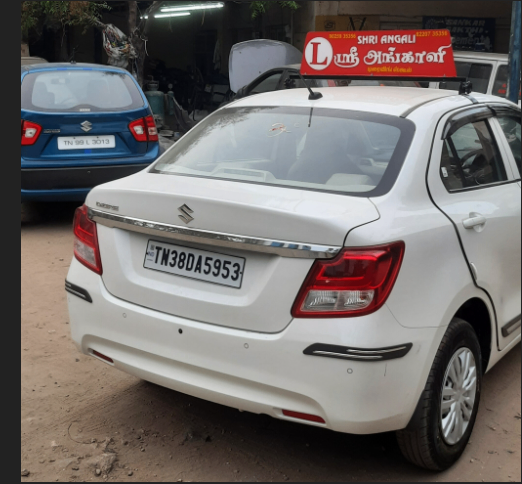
[229,39,302,93]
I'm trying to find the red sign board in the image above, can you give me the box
[301,30,457,78]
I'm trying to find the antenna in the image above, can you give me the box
[298,72,323,101]
[69,45,79,64]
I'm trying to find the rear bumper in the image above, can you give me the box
[21,164,150,202]
[66,258,446,435]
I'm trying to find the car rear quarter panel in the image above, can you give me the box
[347,104,491,332]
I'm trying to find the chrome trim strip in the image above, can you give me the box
[313,351,383,360]
[88,208,341,259]
[304,343,413,362]
[65,280,93,303]
[502,316,522,338]
[346,346,408,355]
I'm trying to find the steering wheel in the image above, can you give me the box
[460,148,484,166]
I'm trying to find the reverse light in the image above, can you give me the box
[291,242,405,318]
[73,205,103,275]
[21,120,42,146]
[129,115,158,142]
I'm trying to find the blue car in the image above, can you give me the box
[21,63,160,202]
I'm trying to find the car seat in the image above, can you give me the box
[287,119,362,184]
[32,82,55,109]
[87,79,111,107]
[440,141,464,191]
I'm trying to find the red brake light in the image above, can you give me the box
[291,242,405,318]
[21,120,42,146]
[73,205,103,275]
[145,115,158,141]
[129,118,147,142]
[129,116,158,142]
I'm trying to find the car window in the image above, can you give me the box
[151,107,415,197]
[493,65,509,98]
[440,119,508,191]
[498,116,521,176]
[285,73,336,89]
[440,62,492,94]
[250,73,282,94]
[492,65,521,100]
[21,70,144,112]
[284,76,330,89]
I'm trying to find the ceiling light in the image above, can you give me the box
[154,12,192,18]
[160,3,224,13]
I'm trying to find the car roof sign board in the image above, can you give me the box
[301,30,457,78]
[229,39,302,93]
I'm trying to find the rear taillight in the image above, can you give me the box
[129,118,147,142]
[21,120,42,146]
[291,242,405,318]
[129,115,158,142]
[73,205,103,275]
[145,115,159,141]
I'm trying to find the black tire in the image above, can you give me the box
[396,318,483,471]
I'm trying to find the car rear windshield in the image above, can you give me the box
[21,69,144,112]
[151,107,415,197]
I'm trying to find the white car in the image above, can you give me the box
[66,85,521,471]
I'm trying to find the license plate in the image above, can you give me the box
[57,135,116,150]
[144,241,245,289]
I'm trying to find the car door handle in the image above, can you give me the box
[463,213,487,229]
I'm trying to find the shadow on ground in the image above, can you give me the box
[61,344,520,482]
[21,202,81,227]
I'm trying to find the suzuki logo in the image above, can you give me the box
[178,204,194,224]
[80,121,93,132]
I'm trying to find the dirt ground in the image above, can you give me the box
[21,203,521,483]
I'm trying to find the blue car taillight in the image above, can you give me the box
[129,115,158,142]
[21,120,42,146]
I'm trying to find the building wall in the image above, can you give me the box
[293,1,317,51]
[313,1,513,53]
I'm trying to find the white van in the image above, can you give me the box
[431,52,520,104]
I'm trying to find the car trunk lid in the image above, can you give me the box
[21,109,151,162]
[229,39,302,93]
[88,173,380,333]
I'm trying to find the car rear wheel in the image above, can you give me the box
[396,318,482,471]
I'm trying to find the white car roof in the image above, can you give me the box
[230,86,463,116]
[228,86,518,118]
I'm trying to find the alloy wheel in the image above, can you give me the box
[440,347,478,446]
